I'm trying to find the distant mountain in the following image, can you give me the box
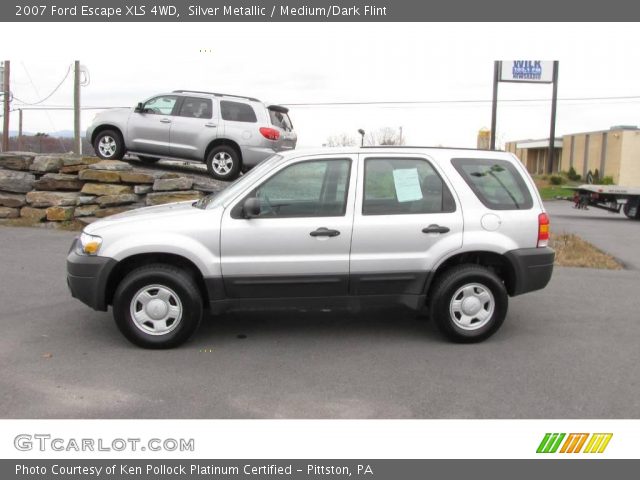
[8,129,77,138]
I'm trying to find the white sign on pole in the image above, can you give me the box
[500,60,555,83]
[0,63,4,91]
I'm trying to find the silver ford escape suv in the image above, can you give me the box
[87,90,297,180]
[67,147,554,348]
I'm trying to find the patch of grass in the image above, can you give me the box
[550,233,623,270]
[532,174,579,201]
[538,185,575,200]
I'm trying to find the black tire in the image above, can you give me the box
[137,155,160,164]
[112,264,203,349]
[429,264,508,343]
[623,200,640,219]
[206,145,241,181]
[93,129,125,160]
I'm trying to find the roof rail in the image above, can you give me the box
[172,90,260,102]
[360,145,505,152]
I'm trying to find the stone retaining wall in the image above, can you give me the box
[0,152,208,228]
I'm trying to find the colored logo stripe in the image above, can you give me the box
[537,433,613,453]
[536,433,566,453]
[583,433,613,453]
[560,433,589,453]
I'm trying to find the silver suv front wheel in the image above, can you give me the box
[94,129,125,160]
[113,264,203,349]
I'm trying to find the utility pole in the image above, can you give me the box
[18,109,23,151]
[547,61,559,174]
[73,60,81,155]
[490,60,499,151]
[2,60,9,152]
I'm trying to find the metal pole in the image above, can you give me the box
[73,60,81,155]
[18,109,23,151]
[490,60,500,150]
[547,61,559,174]
[2,60,9,152]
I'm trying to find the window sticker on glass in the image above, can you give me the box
[392,168,423,202]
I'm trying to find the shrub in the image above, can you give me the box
[600,176,615,185]
[549,175,565,185]
[567,166,581,181]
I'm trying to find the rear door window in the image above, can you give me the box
[220,101,257,123]
[178,97,213,119]
[363,158,456,215]
[452,158,533,210]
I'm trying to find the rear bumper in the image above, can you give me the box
[240,146,280,168]
[67,239,117,311]
[505,247,555,296]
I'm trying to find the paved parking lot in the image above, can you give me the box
[1,205,639,418]
[545,200,640,269]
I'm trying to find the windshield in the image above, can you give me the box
[195,154,285,209]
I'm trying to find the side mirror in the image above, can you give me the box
[134,102,144,113]
[243,197,261,218]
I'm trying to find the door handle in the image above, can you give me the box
[422,224,450,234]
[160,118,171,124]
[310,227,341,238]
[205,123,217,128]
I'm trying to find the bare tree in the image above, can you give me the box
[325,133,357,147]
[365,127,406,146]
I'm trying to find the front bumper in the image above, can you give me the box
[67,239,117,311]
[504,247,555,296]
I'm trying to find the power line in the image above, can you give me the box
[12,64,71,106]
[281,95,640,107]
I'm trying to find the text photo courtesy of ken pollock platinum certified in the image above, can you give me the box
[15,463,365,477]
[38,4,389,19]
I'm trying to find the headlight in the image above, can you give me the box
[76,232,103,256]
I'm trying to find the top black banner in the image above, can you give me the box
[4,0,640,21]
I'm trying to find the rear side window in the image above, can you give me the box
[178,97,213,119]
[363,158,456,215]
[452,158,533,210]
[269,109,293,131]
[220,101,257,123]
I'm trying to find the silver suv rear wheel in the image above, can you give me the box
[206,145,241,181]
[430,265,507,343]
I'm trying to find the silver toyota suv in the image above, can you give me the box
[67,147,554,348]
[87,90,297,180]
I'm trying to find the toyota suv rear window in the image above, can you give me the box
[269,109,294,132]
[452,158,533,210]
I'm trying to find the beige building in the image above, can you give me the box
[506,126,640,185]
[504,138,562,175]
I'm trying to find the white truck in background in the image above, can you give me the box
[569,184,640,219]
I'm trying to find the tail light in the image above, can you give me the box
[538,212,550,247]
[259,127,280,141]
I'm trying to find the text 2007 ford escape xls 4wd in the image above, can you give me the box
[67,147,554,348]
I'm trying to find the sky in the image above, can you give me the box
[1,22,639,149]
